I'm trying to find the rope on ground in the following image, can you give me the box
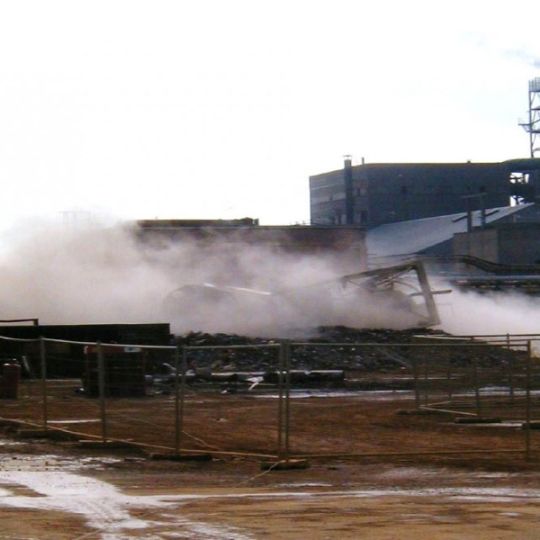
[236,459,282,486]
[105,410,222,451]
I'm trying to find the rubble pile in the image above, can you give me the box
[173,326,523,372]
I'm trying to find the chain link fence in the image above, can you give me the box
[0,334,538,463]
[284,339,537,461]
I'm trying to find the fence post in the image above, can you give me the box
[39,337,48,430]
[174,346,186,455]
[525,340,532,461]
[174,346,180,454]
[508,356,515,403]
[446,357,452,404]
[473,356,481,417]
[506,334,515,403]
[277,342,285,459]
[97,342,107,443]
[412,357,420,409]
[284,340,291,463]
[423,359,429,406]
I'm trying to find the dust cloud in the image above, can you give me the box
[0,221,538,339]
[437,285,540,337]
[0,221,420,337]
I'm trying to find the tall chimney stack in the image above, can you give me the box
[344,155,354,225]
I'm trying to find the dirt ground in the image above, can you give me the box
[2,381,540,538]
[2,445,540,539]
[3,378,539,459]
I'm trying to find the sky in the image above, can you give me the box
[0,0,539,233]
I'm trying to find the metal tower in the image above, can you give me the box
[519,77,540,158]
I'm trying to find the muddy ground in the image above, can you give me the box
[2,376,539,458]
[2,383,540,538]
[2,439,540,539]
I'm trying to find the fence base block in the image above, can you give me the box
[0,419,21,428]
[455,417,502,424]
[77,440,138,450]
[148,452,212,462]
[396,409,450,416]
[260,459,310,471]
[16,429,51,439]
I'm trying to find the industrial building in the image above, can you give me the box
[310,157,540,227]
[367,202,540,264]
[136,219,367,272]
[453,219,540,265]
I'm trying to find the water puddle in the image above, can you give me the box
[0,453,122,471]
[0,440,23,447]
[0,444,253,539]
[48,419,100,424]
[255,389,412,400]
[274,482,332,488]
[0,446,538,539]
[460,421,523,428]
[0,468,253,540]
[377,467,441,480]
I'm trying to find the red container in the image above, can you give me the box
[0,363,20,399]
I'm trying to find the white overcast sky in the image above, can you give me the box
[0,0,539,232]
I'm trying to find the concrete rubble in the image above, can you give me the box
[172,326,523,374]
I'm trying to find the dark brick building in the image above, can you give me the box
[136,219,367,273]
[310,158,540,227]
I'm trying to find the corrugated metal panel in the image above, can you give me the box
[367,204,534,258]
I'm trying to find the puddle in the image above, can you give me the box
[355,486,540,501]
[274,482,332,488]
[0,440,23,447]
[200,486,540,502]
[0,468,253,540]
[0,453,122,471]
[255,389,412,400]
[0,451,537,539]
[377,467,441,480]
[477,472,512,479]
[48,419,100,424]
[453,388,540,398]
[462,421,523,428]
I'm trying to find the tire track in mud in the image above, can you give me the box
[0,451,253,540]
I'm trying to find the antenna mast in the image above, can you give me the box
[519,77,540,158]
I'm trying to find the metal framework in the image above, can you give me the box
[164,261,444,330]
[421,255,540,294]
[338,260,443,326]
[519,77,540,158]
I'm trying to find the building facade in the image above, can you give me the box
[310,158,540,227]
[453,222,540,265]
[135,219,367,273]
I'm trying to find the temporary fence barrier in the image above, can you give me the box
[0,334,538,464]
[181,343,283,458]
[0,336,285,460]
[284,339,537,462]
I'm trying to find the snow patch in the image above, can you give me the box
[0,469,253,539]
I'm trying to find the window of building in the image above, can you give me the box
[360,210,368,224]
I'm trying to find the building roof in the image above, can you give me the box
[310,158,540,180]
[137,218,259,228]
[367,203,534,260]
